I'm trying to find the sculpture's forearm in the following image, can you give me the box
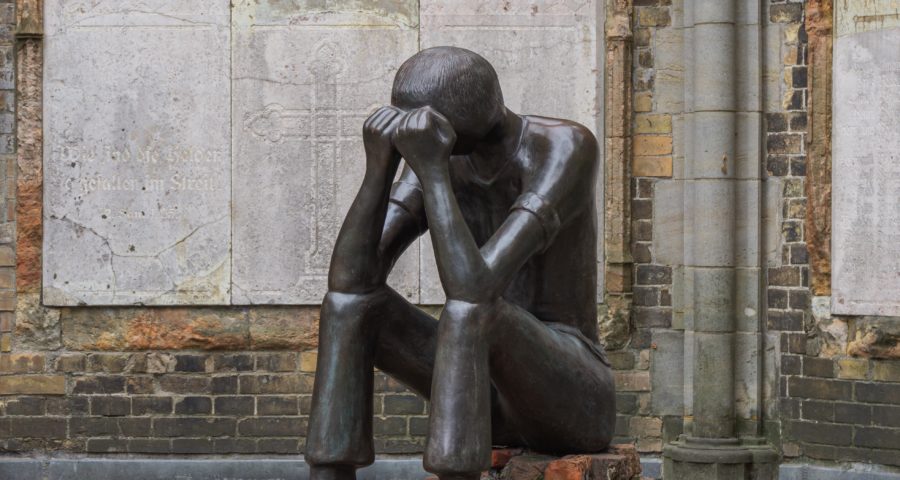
[419,165,548,303]
[328,166,397,293]
[420,170,495,301]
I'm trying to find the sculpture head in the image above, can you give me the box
[391,46,505,155]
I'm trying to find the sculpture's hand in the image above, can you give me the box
[363,105,404,173]
[393,106,457,180]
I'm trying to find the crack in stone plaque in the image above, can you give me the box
[44,0,602,306]
[43,0,232,306]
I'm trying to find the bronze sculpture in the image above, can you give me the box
[306,46,615,480]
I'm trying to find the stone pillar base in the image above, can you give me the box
[663,436,779,480]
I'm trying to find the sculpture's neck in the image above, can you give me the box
[469,109,525,182]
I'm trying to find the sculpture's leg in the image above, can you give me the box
[306,288,438,480]
[487,300,616,454]
[306,291,378,480]
[424,300,495,480]
[425,298,616,479]
[372,292,440,398]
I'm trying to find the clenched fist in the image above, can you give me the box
[362,105,404,173]
[393,106,457,179]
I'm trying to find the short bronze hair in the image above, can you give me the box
[391,46,505,138]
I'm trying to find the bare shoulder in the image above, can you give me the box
[523,115,599,173]
[517,116,599,217]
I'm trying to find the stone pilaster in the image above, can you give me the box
[600,0,634,349]
[663,0,777,477]
[15,0,41,294]
[803,0,832,296]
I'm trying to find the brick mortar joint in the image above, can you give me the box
[627,1,672,315]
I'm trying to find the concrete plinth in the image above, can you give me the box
[662,436,778,480]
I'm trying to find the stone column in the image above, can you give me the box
[663,0,777,477]
[688,0,738,440]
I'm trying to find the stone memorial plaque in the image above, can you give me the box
[43,1,604,306]
[231,1,420,304]
[419,0,603,303]
[832,2,900,316]
[43,1,232,305]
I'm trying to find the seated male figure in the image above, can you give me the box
[306,46,615,480]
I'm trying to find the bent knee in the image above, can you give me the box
[321,289,390,326]
[440,298,504,335]
[442,297,496,318]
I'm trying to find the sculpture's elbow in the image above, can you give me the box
[327,270,383,295]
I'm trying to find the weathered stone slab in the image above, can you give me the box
[43,1,232,305]
[230,0,420,304]
[420,1,601,129]
[14,294,61,351]
[832,2,900,316]
[60,307,249,351]
[650,329,684,416]
[42,1,605,306]
[419,0,604,303]
[652,180,684,265]
[834,1,900,38]
[847,317,900,359]
[58,305,319,351]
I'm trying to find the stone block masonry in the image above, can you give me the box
[1,347,428,455]
[602,0,679,459]
[0,299,430,454]
[767,0,900,469]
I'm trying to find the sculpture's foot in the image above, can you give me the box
[309,465,355,480]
